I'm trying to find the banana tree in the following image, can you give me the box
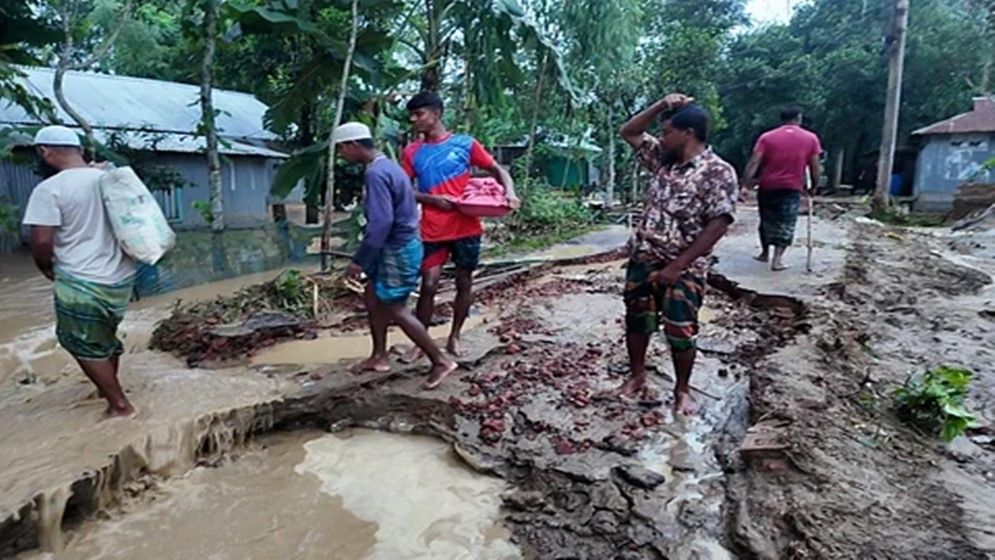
[397,0,576,103]
[225,0,396,222]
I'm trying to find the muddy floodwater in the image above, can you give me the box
[22,429,519,560]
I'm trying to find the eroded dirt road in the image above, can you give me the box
[2,212,994,559]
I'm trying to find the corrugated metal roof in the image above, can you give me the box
[0,66,276,141]
[913,97,995,136]
[90,129,289,158]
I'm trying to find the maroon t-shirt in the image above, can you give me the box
[754,124,822,192]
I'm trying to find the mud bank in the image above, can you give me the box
[725,218,995,559]
[0,257,807,559]
[21,430,518,560]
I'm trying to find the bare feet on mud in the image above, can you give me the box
[612,375,647,399]
[350,355,391,374]
[753,252,769,263]
[445,336,464,357]
[673,390,696,416]
[105,403,138,420]
[771,261,790,272]
[400,346,424,364]
[422,359,459,390]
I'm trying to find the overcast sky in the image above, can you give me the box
[746,0,799,25]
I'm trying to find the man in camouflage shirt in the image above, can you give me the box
[615,94,738,415]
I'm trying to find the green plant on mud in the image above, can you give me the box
[273,269,310,311]
[868,209,946,228]
[893,365,979,441]
[490,186,595,255]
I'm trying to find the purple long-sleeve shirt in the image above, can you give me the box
[352,156,420,274]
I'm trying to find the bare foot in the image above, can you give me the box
[422,359,459,390]
[400,346,425,364]
[351,355,391,374]
[771,261,790,272]
[753,253,769,263]
[673,390,696,416]
[105,403,138,419]
[446,336,464,357]
[613,375,647,399]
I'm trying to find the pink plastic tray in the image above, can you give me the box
[455,177,511,218]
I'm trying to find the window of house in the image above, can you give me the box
[154,187,183,222]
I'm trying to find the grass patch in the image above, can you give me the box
[486,187,598,257]
[868,209,946,227]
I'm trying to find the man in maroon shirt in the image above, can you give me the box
[741,105,822,271]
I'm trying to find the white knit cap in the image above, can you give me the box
[331,122,372,144]
[33,125,82,147]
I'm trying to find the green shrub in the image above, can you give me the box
[893,365,979,441]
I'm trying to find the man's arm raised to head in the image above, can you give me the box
[618,93,694,149]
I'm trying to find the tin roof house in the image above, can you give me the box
[0,66,296,237]
[912,96,995,213]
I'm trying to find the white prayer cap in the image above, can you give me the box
[33,125,82,147]
[331,122,372,144]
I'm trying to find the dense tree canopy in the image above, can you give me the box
[3,0,993,201]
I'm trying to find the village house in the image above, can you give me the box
[0,66,296,243]
[912,96,995,213]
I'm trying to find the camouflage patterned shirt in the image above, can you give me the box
[628,135,738,277]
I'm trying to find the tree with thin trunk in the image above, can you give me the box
[52,0,134,159]
[320,0,360,271]
[199,0,224,231]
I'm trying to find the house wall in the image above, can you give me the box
[155,153,297,229]
[0,151,300,246]
[914,133,995,212]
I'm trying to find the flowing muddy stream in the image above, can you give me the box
[19,429,519,560]
[2,234,807,558]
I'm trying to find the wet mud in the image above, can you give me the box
[19,429,518,560]
[726,219,995,559]
[0,251,806,559]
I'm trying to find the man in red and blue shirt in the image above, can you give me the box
[401,91,517,378]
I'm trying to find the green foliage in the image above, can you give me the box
[893,365,979,442]
[273,268,307,304]
[192,200,214,224]
[867,210,946,228]
[94,132,189,192]
[0,197,19,234]
[515,187,592,230]
[0,1,58,118]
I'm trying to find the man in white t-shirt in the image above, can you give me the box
[22,126,137,418]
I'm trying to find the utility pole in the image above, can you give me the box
[873,0,909,214]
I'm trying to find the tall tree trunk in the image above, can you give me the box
[200,0,223,232]
[53,0,133,160]
[830,147,845,191]
[420,0,443,91]
[53,61,94,158]
[522,53,549,196]
[606,103,616,204]
[320,0,359,271]
[301,104,320,224]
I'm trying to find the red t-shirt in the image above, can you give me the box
[401,133,496,242]
[754,125,822,192]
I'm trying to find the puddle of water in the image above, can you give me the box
[252,315,486,366]
[23,429,520,560]
[299,429,520,559]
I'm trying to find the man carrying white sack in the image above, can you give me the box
[23,125,138,418]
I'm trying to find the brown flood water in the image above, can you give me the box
[20,429,520,560]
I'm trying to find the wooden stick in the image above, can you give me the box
[806,193,814,274]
